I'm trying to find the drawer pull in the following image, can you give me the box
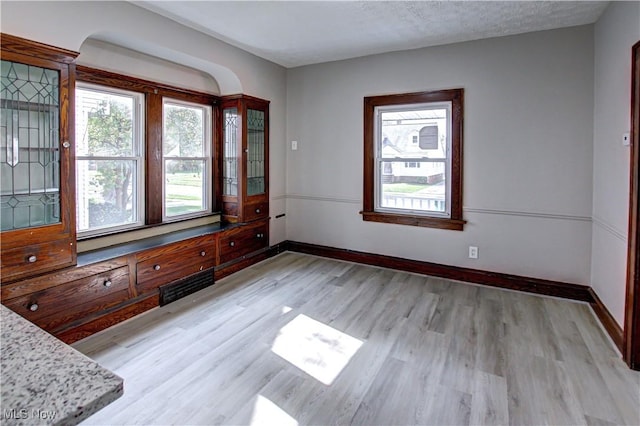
[154,264,161,271]
[104,280,112,288]
[229,241,235,247]
[200,251,206,257]
[29,303,39,312]
[256,208,261,214]
[256,233,263,238]
[27,255,37,263]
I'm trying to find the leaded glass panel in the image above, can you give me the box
[223,108,238,196]
[0,60,61,231]
[246,108,265,196]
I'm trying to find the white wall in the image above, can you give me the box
[592,1,640,326]
[0,1,288,246]
[286,26,595,285]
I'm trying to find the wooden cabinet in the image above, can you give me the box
[1,239,75,279]
[221,95,269,223]
[218,220,269,265]
[0,34,78,283]
[0,35,272,340]
[0,221,272,343]
[135,234,216,294]
[1,258,131,333]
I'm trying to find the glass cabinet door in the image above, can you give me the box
[222,107,238,197]
[0,60,61,231]
[220,96,268,223]
[246,108,265,196]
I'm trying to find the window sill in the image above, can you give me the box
[77,212,222,242]
[361,210,466,231]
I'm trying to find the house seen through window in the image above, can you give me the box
[380,106,448,214]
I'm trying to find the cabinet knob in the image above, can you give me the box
[256,208,261,214]
[29,303,39,312]
[27,255,37,263]
[200,251,206,257]
[62,141,70,148]
[153,264,161,271]
[229,241,235,247]
[257,233,264,238]
[103,280,112,288]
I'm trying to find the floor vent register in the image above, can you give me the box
[159,269,214,306]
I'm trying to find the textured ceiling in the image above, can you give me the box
[135,1,609,68]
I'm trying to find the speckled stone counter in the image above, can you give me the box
[0,306,123,425]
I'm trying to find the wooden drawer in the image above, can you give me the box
[243,201,269,222]
[3,266,130,332]
[136,236,216,293]
[1,239,74,283]
[219,222,268,264]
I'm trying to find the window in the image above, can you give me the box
[75,66,219,237]
[75,84,144,236]
[362,89,465,230]
[162,99,212,219]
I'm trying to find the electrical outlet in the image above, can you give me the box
[291,140,298,150]
[469,246,478,259]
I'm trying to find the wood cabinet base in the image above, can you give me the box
[59,246,272,344]
[2,221,272,343]
[55,295,159,344]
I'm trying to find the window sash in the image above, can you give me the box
[373,102,452,218]
[375,159,450,217]
[161,98,212,221]
[75,84,145,237]
[76,158,143,234]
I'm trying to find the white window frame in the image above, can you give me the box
[162,98,212,221]
[373,101,452,219]
[75,83,145,237]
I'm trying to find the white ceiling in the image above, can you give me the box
[135,1,610,68]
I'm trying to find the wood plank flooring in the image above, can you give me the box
[74,253,640,425]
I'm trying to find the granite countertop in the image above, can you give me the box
[0,306,123,426]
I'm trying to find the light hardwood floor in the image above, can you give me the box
[74,252,640,425]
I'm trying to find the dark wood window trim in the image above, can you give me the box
[362,89,465,231]
[76,66,220,234]
[76,66,218,104]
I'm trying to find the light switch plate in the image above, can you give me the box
[623,132,630,146]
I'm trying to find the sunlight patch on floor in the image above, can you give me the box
[271,314,363,385]
[250,395,298,426]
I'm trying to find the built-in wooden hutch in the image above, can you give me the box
[0,34,271,343]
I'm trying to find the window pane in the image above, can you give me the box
[165,159,206,216]
[379,160,446,213]
[76,89,135,157]
[380,108,448,159]
[163,103,204,157]
[76,159,137,232]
